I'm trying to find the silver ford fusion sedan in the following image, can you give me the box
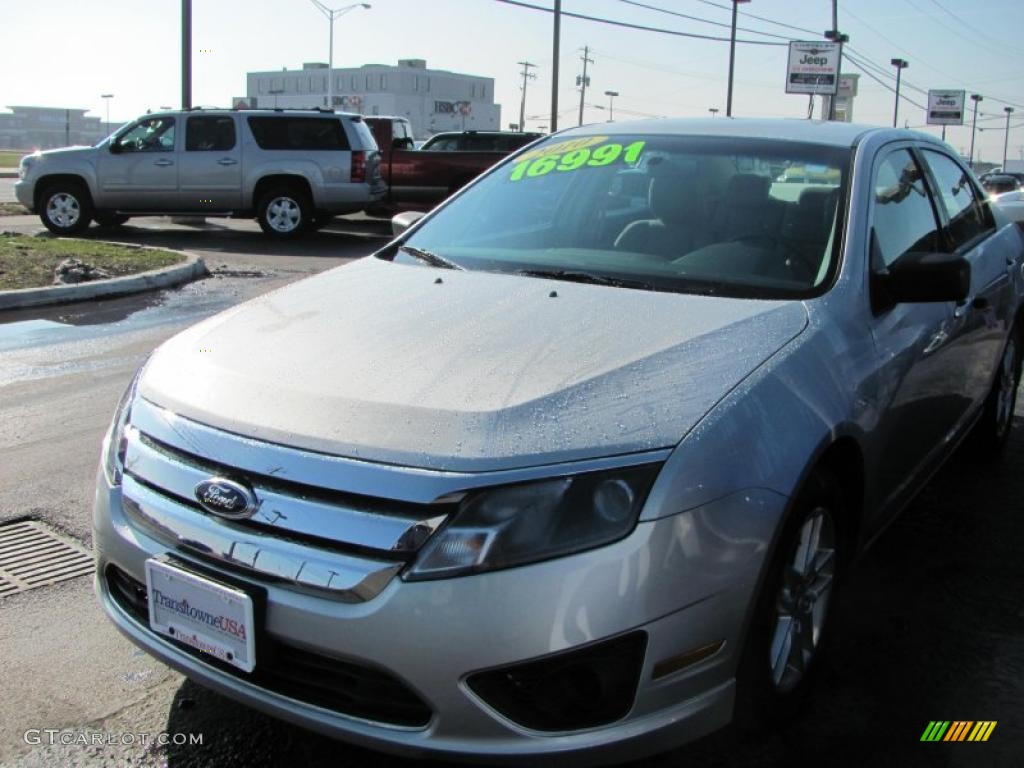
[94,119,1024,763]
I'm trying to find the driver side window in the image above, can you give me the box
[116,117,176,153]
[871,149,941,268]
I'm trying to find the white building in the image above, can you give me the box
[240,59,500,138]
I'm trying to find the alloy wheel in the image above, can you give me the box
[769,506,836,693]
[46,193,81,229]
[266,196,301,233]
[994,338,1018,438]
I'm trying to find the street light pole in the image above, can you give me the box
[550,0,561,132]
[308,2,370,109]
[1004,106,1015,169]
[726,0,750,117]
[890,58,908,127]
[518,61,537,132]
[101,94,114,135]
[709,107,719,117]
[969,94,983,167]
[181,0,191,109]
[604,90,618,121]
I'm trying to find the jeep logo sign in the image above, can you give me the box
[786,41,842,96]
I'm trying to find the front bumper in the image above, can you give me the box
[14,179,34,211]
[93,472,785,764]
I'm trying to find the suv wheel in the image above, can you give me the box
[736,468,846,727]
[39,183,93,235]
[257,188,311,238]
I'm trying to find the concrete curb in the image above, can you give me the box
[0,246,207,310]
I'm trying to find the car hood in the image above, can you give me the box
[140,257,808,471]
[34,146,96,161]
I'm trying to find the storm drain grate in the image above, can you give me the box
[0,520,94,597]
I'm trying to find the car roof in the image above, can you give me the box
[147,109,364,120]
[551,117,943,150]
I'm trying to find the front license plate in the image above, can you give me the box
[145,558,256,673]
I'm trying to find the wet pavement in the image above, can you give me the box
[1,217,1022,767]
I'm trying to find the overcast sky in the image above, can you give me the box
[4,0,1023,162]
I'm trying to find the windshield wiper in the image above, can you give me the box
[398,245,463,270]
[515,268,656,291]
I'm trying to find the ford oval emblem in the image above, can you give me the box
[194,477,258,520]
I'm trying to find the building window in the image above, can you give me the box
[413,76,419,92]
[381,74,387,89]
[258,80,266,94]
[351,75,357,91]
[426,77,431,92]
[336,76,344,91]
[471,83,476,98]
[366,75,372,89]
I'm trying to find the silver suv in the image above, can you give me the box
[15,109,385,238]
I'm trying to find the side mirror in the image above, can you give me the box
[391,210,426,237]
[109,141,123,154]
[872,250,971,307]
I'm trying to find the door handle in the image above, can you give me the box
[217,158,238,166]
[154,158,174,167]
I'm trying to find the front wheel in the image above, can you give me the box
[257,188,312,238]
[39,184,93,235]
[969,327,1021,456]
[735,469,846,727]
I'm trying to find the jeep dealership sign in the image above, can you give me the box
[927,90,965,126]
[786,41,841,95]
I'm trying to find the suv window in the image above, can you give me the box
[247,117,350,151]
[186,116,236,151]
[115,117,175,152]
[462,135,499,151]
[871,149,941,268]
[423,136,459,151]
[921,149,991,250]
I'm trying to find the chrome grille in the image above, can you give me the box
[120,399,457,602]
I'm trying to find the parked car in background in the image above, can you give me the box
[420,130,543,152]
[15,109,385,238]
[980,173,1023,197]
[364,118,542,216]
[94,118,1024,764]
[991,187,1024,225]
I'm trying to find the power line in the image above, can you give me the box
[614,0,793,41]
[492,0,787,45]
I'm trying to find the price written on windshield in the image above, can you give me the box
[508,141,646,181]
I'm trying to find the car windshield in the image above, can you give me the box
[393,133,851,299]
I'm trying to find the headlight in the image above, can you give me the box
[18,155,36,180]
[102,363,146,486]
[405,464,661,581]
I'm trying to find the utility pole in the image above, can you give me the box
[824,0,847,121]
[969,94,983,167]
[517,61,537,132]
[181,0,192,109]
[890,58,909,127]
[604,90,618,121]
[726,0,749,117]
[1005,106,1015,168]
[551,0,561,132]
[577,46,593,126]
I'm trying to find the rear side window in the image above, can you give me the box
[186,116,236,151]
[871,149,941,268]
[346,118,377,151]
[423,136,459,151]
[246,117,350,150]
[920,149,992,249]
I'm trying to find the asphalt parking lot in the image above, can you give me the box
[1,213,1022,767]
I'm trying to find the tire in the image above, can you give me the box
[735,468,847,729]
[256,187,312,238]
[968,325,1022,456]
[94,213,130,229]
[38,182,93,235]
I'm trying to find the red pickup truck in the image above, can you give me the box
[364,117,541,215]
